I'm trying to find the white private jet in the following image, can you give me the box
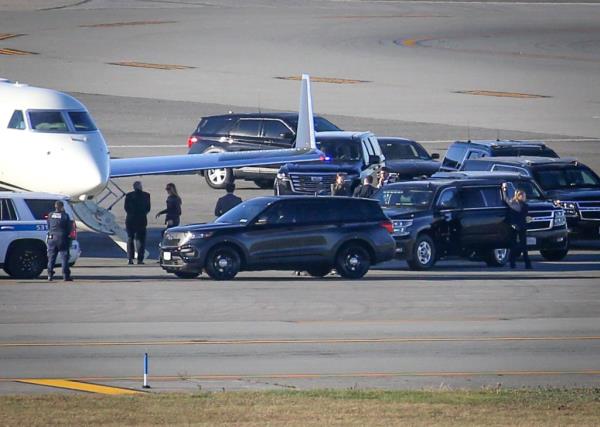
[0,75,319,249]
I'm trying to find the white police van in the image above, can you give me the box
[0,192,81,279]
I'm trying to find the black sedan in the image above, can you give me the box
[379,137,441,180]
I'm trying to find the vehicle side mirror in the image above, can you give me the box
[431,153,440,160]
[369,155,381,165]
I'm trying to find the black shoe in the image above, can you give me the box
[137,261,145,265]
[128,260,134,265]
[64,277,73,282]
[47,275,53,282]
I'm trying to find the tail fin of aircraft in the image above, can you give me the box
[295,74,316,150]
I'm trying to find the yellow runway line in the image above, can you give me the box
[107,61,193,70]
[0,48,36,56]
[0,33,24,41]
[1,335,599,348]
[17,379,141,395]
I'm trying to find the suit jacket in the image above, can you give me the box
[352,184,376,199]
[215,193,242,216]
[125,190,151,230]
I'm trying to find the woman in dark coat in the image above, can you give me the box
[331,172,351,196]
[156,183,182,234]
[502,183,532,269]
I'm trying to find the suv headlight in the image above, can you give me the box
[180,231,213,245]
[557,200,578,216]
[276,172,289,181]
[392,219,413,236]
[553,210,567,227]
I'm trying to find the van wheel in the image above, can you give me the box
[306,265,332,278]
[205,168,232,189]
[335,244,370,279]
[174,271,200,279]
[540,248,569,261]
[485,248,510,267]
[254,179,274,189]
[7,244,46,279]
[205,246,240,280]
[407,235,436,270]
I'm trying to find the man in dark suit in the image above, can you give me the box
[124,181,151,264]
[352,175,377,199]
[214,183,242,217]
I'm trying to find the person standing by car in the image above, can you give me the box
[331,173,350,196]
[376,167,392,188]
[46,200,73,282]
[124,181,151,265]
[156,183,182,236]
[215,182,242,217]
[353,175,377,199]
[502,183,532,270]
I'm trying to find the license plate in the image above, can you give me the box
[163,251,172,261]
[526,237,536,246]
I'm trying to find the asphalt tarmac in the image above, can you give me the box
[0,0,599,393]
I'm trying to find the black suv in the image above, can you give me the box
[378,137,440,180]
[160,196,395,280]
[275,131,384,195]
[376,172,568,270]
[440,140,558,172]
[461,157,600,239]
[187,113,341,189]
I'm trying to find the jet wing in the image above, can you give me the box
[109,147,322,178]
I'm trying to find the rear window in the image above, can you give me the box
[24,199,57,220]
[68,111,97,131]
[196,116,236,135]
[29,111,68,132]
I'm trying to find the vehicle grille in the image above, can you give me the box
[162,231,186,247]
[528,210,554,231]
[576,201,600,221]
[289,173,337,194]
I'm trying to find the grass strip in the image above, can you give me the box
[2,388,599,426]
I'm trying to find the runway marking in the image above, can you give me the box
[275,76,370,85]
[17,379,141,395]
[326,14,450,19]
[0,34,24,41]
[0,48,37,56]
[108,61,194,70]
[80,20,177,28]
[7,370,600,384]
[2,335,599,348]
[455,90,551,99]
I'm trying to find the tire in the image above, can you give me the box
[335,244,371,279]
[254,179,274,189]
[485,248,510,267]
[205,246,241,280]
[6,243,46,279]
[540,248,569,261]
[407,234,437,270]
[205,167,233,189]
[174,271,200,279]
[306,265,332,278]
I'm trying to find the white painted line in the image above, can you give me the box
[109,145,186,148]
[361,1,600,5]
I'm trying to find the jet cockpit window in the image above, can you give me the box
[7,110,26,130]
[29,111,68,132]
[68,111,97,132]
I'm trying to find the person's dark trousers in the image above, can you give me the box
[127,227,147,263]
[47,242,71,279]
[509,228,532,269]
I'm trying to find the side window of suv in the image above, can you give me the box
[24,199,57,220]
[466,150,486,160]
[0,199,18,221]
[256,201,299,225]
[461,188,486,209]
[436,188,458,210]
[263,120,293,142]
[230,119,261,138]
[480,187,503,207]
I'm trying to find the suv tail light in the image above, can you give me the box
[379,219,394,234]
[69,221,77,240]
[187,135,199,148]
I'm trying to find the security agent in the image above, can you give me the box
[214,183,242,217]
[46,200,73,282]
[124,181,151,265]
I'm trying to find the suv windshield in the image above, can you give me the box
[381,141,430,160]
[533,166,600,190]
[317,139,362,162]
[215,198,272,225]
[376,186,434,208]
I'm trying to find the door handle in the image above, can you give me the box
[1,226,15,230]
[71,136,87,142]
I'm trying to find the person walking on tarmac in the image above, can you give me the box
[46,200,73,282]
[214,183,242,217]
[502,183,532,270]
[124,181,151,265]
[155,182,182,236]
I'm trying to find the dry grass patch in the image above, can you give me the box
[2,388,599,426]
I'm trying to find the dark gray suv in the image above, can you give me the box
[160,196,396,280]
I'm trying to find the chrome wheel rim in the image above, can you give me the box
[207,168,227,185]
[417,241,432,265]
[494,248,508,263]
